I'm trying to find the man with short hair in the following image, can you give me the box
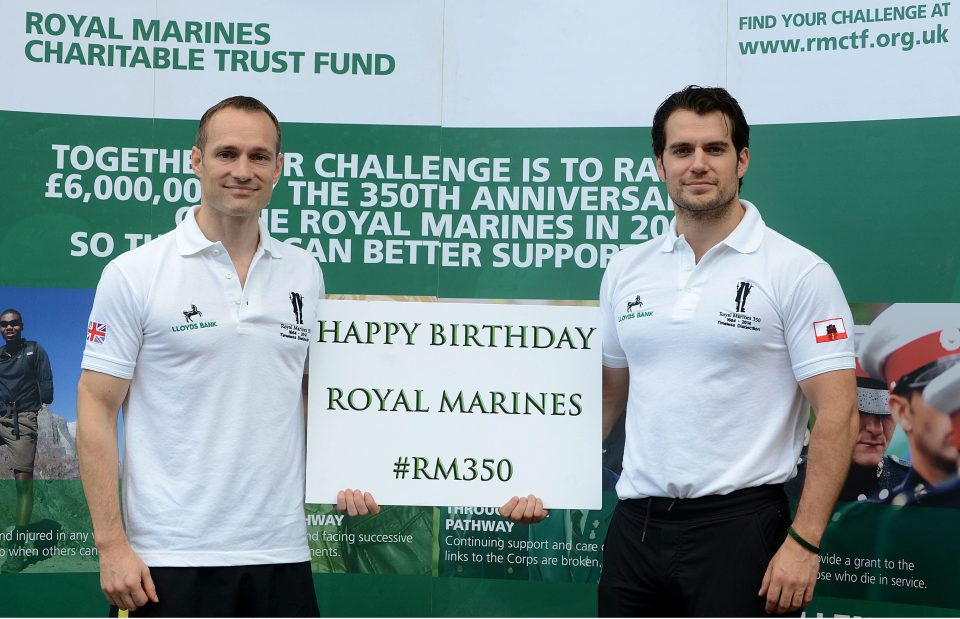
[78,96,377,617]
[859,303,960,505]
[597,86,858,616]
[0,308,54,572]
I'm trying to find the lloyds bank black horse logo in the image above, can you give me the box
[183,304,202,322]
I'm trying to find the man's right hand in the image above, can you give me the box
[98,542,158,611]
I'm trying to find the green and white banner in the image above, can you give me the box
[2,1,958,616]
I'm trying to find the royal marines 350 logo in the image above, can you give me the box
[280,291,310,341]
[717,281,762,332]
[617,295,654,322]
[171,304,218,333]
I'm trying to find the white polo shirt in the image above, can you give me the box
[82,206,323,566]
[600,200,854,499]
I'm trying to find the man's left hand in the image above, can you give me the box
[499,495,549,524]
[758,536,819,613]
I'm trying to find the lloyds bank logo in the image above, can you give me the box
[171,303,218,333]
[618,295,653,323]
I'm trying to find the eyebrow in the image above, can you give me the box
[668,140,731,150]
[209,143,276,156]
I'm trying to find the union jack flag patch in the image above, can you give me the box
[87,321,107,344]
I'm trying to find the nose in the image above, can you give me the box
[862,414,883,435]
[689,148,709,172]
[231,157,253,181]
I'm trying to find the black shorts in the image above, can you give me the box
[598,485,797,617]
[109,561,319,618]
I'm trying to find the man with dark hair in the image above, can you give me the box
[0,308,54,572]
[78,95,376,617]
[597,86,858,616]
[651,86,750,189]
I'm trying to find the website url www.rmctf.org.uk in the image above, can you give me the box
[739,24,948,54]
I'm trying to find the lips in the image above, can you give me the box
[225,185,258,197]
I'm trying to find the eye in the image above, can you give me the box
[672,147,691,157]
[216,151,234,160]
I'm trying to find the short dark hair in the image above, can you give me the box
[195,95,281,154]
[0,308,22,321]
[651,86,750,187]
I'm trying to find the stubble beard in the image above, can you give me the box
[671,185,739,222]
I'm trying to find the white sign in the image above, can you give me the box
[306,300,601,509]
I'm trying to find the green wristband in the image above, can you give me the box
[787,526,820,555]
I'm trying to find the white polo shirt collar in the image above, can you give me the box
[175,205,284,259]
[659,199,765,255]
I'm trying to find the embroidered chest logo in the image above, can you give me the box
[717,281,762,332]
[280,291,310,342]
[813,318,848,343]
[290,292,305,325]
[183,304,202,323]
[734,281,752,312]
[617,295,654,323]
[171,304,218,333]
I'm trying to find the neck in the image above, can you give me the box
[674,199,745,262]
[195,205,261,286]
[2,339,22,354]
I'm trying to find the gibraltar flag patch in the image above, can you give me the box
[813,318,848,343]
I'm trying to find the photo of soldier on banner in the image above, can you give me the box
[0,287,93,575]
[812,303,960,616]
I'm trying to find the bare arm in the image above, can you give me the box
[77,369,157,611]
[302,374,309,424]
[760,368,858,613]
[602,366,629,440]
[793,369,858,550]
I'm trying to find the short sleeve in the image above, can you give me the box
[600,266,627,368]
[80,262,144,379]
[784,262,856,381]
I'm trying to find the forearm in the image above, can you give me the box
[601,366,629,440]
[793,400,858,544]
[77,373,129,551]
